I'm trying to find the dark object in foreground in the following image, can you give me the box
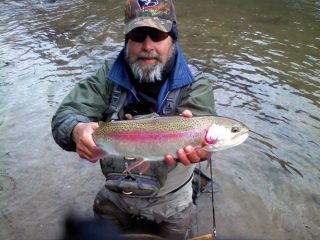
[60,214,166,240]
[61,214,122,240]
[60,214,215,239]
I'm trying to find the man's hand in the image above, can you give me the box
[72,122,99,163]
[164,110,208,165]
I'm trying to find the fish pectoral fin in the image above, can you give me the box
[138,161,150,175]
[201,145,218,152]
[92,147,108,161]
[205,152,213,169]
[123,158,150,175]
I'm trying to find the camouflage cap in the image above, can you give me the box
[124,0,177,34]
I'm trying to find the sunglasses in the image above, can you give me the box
[127,28,170,43]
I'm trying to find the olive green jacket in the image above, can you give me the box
[52,45,215,152]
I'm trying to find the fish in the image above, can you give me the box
[93,115,249,173]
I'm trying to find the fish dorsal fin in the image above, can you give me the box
[131,112,160,120]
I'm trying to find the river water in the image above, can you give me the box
[0,0,319,239]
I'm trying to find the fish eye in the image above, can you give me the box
[231,126,240,133]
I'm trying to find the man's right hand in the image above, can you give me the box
[72,122,99,163]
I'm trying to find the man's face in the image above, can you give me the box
[125,27,174,83]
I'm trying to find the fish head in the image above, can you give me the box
[203,118,249,152]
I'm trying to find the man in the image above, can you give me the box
[52,0,215,239]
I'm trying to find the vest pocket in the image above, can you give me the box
[105,173,160,198]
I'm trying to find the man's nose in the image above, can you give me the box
[142,35,155,51]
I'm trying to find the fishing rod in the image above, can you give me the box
[209,159,217,238]
[197,159,216,239]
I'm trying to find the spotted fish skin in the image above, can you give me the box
[93,116,249,162]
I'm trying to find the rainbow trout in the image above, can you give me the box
[93,115,249,173]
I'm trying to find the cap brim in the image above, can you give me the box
[125,17,173,34]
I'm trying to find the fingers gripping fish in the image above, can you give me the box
[92,116,249,174]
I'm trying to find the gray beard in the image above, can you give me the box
[125,44,175,83]
[130,59,163,83]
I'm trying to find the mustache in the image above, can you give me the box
[137,51,160,60]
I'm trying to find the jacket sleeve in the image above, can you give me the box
[51,63,112,151]
[177,71,216,116]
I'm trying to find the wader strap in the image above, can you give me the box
[162,88,182,115]
[104,83,127,121]
[105,84,183,120]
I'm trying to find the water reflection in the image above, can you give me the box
[0,0,319,239]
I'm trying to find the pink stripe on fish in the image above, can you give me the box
[104,130,194,142]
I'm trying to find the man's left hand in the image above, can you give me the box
[164,110,208,165]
